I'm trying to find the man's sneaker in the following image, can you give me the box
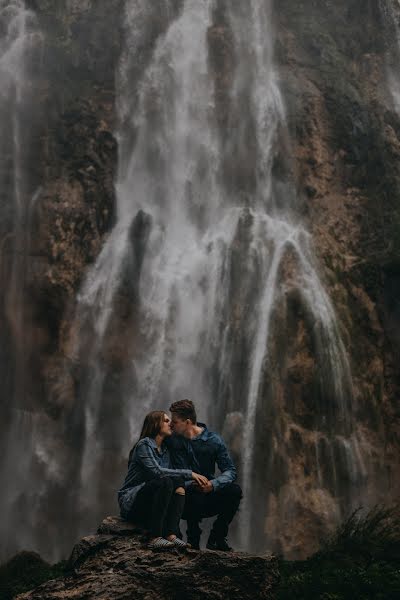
[206,536,232,552]
[187,538,200,550]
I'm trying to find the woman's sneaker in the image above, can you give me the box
[147,537,174,550]
[170,537,189,549]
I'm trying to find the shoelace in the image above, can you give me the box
[148,537,174,549]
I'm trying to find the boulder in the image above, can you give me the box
[15,517,279,600]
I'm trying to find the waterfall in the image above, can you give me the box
[0,0,38,405]
[380,0,400,111]
[0,0,44,562]
[0,0,397,566]
[71,0,365,554]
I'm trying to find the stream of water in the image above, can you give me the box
[73,0,363,552]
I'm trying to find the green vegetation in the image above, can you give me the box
[0,551,67,600]
[277,506,400,600]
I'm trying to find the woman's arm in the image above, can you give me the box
[135,440,193,480]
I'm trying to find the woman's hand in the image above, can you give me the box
[191,472,209,487]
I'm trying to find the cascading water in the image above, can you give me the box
[380,0,400,111]
[72,0,366,554]
[0,0,44,562]
[0,0,37,405]
[0,0,398,567]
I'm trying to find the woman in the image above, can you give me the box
[118,410,208,549]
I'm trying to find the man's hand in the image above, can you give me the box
[198,480,213,494]
[191,472,209,487]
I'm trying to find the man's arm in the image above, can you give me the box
[210,437,237,491]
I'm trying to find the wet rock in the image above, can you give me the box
[68,534,116,570]
[16,517,279,600]
[96,515,142,536]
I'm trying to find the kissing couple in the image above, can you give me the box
[118,399,242,550]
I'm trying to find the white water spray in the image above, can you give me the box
[71,0,362,553]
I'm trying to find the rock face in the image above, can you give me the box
[266,0,400,556]
[0,0,123,562]
[15,517,279,600]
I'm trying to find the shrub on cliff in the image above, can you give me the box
[278,505,400,600]
[0,551,67,600]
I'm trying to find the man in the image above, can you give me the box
[167,399,242,551]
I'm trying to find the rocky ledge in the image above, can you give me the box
[16,517,279,600]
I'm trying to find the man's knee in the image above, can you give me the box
[182,494,204,520]
[231,483,243,499]
[218,483,243,500]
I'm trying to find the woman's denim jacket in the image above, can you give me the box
[118,437,192,519]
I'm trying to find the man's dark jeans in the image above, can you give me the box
[182,482,242,544]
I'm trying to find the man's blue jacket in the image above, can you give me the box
[167,422,237,491]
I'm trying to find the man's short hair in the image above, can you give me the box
[169,399,197,424]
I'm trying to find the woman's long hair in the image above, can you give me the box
[128,410,166,463]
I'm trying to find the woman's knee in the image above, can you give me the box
[175,486,185,496]
[160,477,174,492]
[171,476,185,491]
